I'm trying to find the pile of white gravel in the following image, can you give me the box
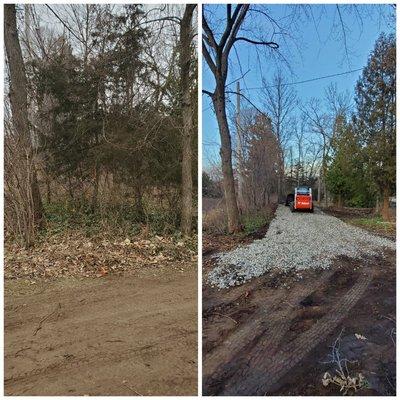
[208,205,395,289]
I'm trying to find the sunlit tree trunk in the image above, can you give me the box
[213,84,241,233]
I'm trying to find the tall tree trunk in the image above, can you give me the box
[213,84,241,233]
[46,174,51,204]
[236,81,245,209]
[91,162,99,212]
[134,179,145,222]
[375,194,380,215]
[5,4,43,227]
[337,194,343,209]
[179,4,196,235]
[381,186,391,221]
[317,172,321,204]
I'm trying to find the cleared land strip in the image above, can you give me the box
[221,269,373,395]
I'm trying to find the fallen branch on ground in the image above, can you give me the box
[122,380,142,396]
[33,302,61,336]
[321,328,368,395]
[15,346,31,356]
[211,312,238,324]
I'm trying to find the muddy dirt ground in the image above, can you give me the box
[5,265,197,396]
[203,210,396,396]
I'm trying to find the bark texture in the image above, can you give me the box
[5,4,43,233]
[180,4,196,235]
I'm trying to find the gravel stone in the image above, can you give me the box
[208,205,395,289]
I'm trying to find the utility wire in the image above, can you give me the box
[45,4,84,45]
[242,68,363,91]
[202,67,364,112]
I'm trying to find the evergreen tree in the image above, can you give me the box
[326,115,374,207]
[354,33,395,219]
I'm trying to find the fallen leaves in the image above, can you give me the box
[96,267,108,277]
[5,232,197,281]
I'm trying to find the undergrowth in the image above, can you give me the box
[350,216,395,235]
[241,212,270,235]
[203,199,276,236]
[38,200,186,240]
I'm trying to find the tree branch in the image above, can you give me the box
[202,11,218,50]
[202,39,217,75]
[222,5,248,54]
[202,89,214,98]
[220,4,243,50]
[336,5,351,68]
[234,37,279,48]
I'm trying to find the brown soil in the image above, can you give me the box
[5,265,197,396]
[203,226,395,395]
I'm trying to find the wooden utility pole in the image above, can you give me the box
[289,146,293,182]
[317,171,321,204]
[236,81,244,210]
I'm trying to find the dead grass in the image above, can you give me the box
[203,207,227,234]
[203,196,276,236]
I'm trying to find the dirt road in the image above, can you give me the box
[203,208,395,396]
[5,266,197,396]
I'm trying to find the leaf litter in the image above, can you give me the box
[5,232,197,281]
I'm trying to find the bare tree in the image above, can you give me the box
[261,70,297,200]
[240,112,280,209]
[202,5,278,233]
[180,4,197,235]
[4,4,43,245]
[134,5,198,234]
[301,98,333,205]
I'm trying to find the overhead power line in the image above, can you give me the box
[242,68,364,91]
[203,68,365,107]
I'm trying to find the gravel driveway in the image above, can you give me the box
[208,205,395,289]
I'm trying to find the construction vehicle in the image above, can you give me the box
[289,186,313,212]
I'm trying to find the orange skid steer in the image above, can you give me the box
[290,186,313,213]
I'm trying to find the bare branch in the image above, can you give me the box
[234,37,279,48]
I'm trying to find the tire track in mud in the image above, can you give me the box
[5,332,188,385]
[5,271,197,396]
[5,301,196,385]
[203,269,335,393]
[220,268,373,395]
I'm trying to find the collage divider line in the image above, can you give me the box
[197,3,203,397]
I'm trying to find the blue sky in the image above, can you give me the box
[202,4,395,169]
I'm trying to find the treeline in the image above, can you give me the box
[326,33,395,219]
[5,4,197,247]
[202,5,395,233]
[204,32,395,225]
